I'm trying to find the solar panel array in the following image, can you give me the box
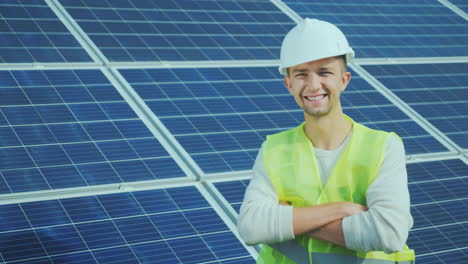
[0,0,467,263]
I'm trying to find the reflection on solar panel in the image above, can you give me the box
[212,158,468,263]
[0,0,91,63]
[58,0,293,61]
[0,69,186,194]
[120,66,447,174]
[283,0,468,58]
[0,185,254,263]
[362,63,468,150]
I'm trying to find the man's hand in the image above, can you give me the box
[341,201,367,217]
[309,202,367,247]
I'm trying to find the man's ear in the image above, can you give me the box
[340,71,351,92]
[284,75,293,94]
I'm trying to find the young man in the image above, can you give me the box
[238,18,415,263]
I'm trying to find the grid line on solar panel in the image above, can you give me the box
[283,0,468,58]
[119,66,448,174]
[0,185,254,264]
[58,0,293,61]
[0,1,92,63]
[362,63,468,149]
[0,69,186,194]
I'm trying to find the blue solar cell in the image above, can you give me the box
[93,247,139,264]
[131,241,179,263]
[51,252,97,264]
[409,223,468,256]
[115,216,162,243]
[77,163,121,185]
[111,160,153,181]
[412,200,468,230]
[36,105,76,123]
[78,221,126,249]
[22,200,70,228]
[0,230,48,262]
[0,204,31,232]
[60,196,108,222]
[62,143,106,164]
[1,168,49,193]
[410,178,468,205]
[407,159,467,183]
[40,165,86,189]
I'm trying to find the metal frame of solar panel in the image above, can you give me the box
[1,0,467,263]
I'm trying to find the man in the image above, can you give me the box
[238,18,415,263]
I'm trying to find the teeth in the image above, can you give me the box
[305,95,325,101]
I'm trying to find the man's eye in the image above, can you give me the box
[320,71,332,75]
[295,73,306,77]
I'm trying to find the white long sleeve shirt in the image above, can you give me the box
[238,133,413,253]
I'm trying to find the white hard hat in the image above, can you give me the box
[279,18,355,75]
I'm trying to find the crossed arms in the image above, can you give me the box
[283,200,366,247]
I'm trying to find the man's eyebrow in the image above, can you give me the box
[291,68,308,73]
[319,66,333,71]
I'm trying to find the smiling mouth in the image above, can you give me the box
[304,95,327,101]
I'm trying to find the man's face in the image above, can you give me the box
[284,56,351,118]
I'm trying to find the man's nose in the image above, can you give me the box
[305,73,322,91]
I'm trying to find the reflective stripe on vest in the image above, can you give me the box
[266,240,415,264]
[258,115,415,264]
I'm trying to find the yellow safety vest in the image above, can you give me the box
[258,116,415,264]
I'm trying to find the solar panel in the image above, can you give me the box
[282,0,468,58]
[0,0,92,63]
[0,69,186,194]
[212,159,468,263]
[0,185,255,263]
[119,66,447,174]
[362,63,468,150]
[58,0,293,62]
